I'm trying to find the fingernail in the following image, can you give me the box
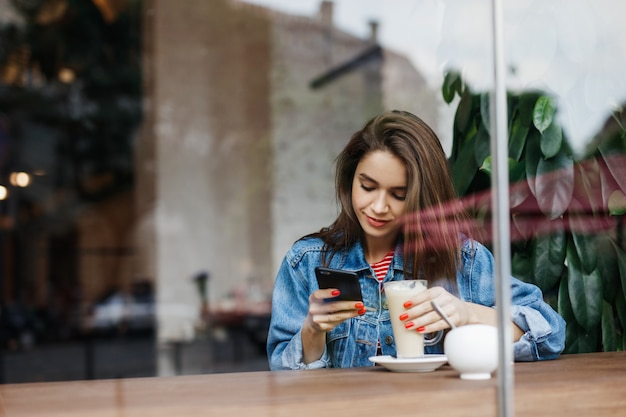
[416,326,425,333]
[399,313,409,321]
[404,321,415,329]
[331,290,340,296]
[403,301,412,308]
[358,309,366,315]
[355,302,364,309]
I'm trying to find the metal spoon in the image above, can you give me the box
[431,300,457,329]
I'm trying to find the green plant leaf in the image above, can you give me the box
[509,158,526,184]
[601,301,617,351]
[512,250,533,283]
[451,130,478,196]
[558,273,573,318]
[564,323,599,353]
[608,190,626,215]
[532,230,566,291]
[572,160,602,216]
[598,145,626,195]
[454,89,474,135]
[560,277,599,353]
[540,121,562,159]
[615,242,626,305]
[567,242,603,331]
[508,116,529,161]
[509,161,529,208]
[525,129,542,197]
[474,123,491,167]
[570,230,597,274]
[535,153,574,219]
[442,71,462,104]
[533,95,556,134]
[480,93,490,134]
[596,236,620,302]
[518,92,540,126]
[615,287,626,340]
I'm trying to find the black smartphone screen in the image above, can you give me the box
[315,267,363,302]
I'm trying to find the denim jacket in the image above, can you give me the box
[267,237,566,370]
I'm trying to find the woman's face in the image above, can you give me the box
[351,150,408,248]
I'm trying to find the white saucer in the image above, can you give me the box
[369,354,448,373]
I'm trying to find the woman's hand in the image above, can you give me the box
[397,286,524,341]
[398,286,481,333]
[301,289,365,364]
[305,289,366,333]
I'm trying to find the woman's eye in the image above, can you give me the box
[393,193,406,201]
[361,184,375,192]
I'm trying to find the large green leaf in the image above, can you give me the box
[608,190,626,215]
[615,288,626,341]
[509,160,529,208]
[525,129,542,196]
[508,116,529,161]
[617,294,626,351]
[533,95,556,133]
[570,229,597,274]
[535,153,574,219]
[564,323,599,353]
[601,301,617,351]
[559,276,599,353]
[596,236,620,302]
[451,130,478,196]
[480,92,490,134]
[512,250,533,284]
[442,71,462,104]
[598,145,626,195]
[615,242,626,304]
[567,242,603,331]
[532,230,566,291]
[518,92,539,126]
[474,123,490,167]
[540,121,562,159]
[572,160,602,216]
[454,89,475,135]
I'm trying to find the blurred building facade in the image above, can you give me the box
[140,0,438,374]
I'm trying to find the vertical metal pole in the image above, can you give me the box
[490,1,514,417]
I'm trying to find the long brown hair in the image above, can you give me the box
[307,110,471,285]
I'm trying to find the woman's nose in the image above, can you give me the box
[371,193,389,213]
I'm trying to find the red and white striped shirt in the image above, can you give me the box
[372,250,394,283]
[371,250,394,355]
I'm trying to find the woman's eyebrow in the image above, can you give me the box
[358,172,377,183]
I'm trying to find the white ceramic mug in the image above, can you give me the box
[384,280,443,358]
[444,324,498,379]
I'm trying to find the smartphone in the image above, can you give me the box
[315,267,363,302]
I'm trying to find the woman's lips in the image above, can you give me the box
[366,216,389,228]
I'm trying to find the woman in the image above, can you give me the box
[267,110,566,370]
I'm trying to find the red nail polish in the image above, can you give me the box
[403,301,412,308]
[399,313,409,321]
[331,290,340,296]
[404,321,415,329]
[358,309,366,315]
[416,326,425,333]
[355,302,364,309]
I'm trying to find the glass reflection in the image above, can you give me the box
[0,0,624,382]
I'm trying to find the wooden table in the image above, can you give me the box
[1,351,624,417]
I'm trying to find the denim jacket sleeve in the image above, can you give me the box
[266,246,332,370]
[461,240,566,361]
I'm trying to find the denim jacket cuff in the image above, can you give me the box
[282,329,332,370]
[510,304,553,361]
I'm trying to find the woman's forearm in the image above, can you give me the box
[301,321,327,364]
